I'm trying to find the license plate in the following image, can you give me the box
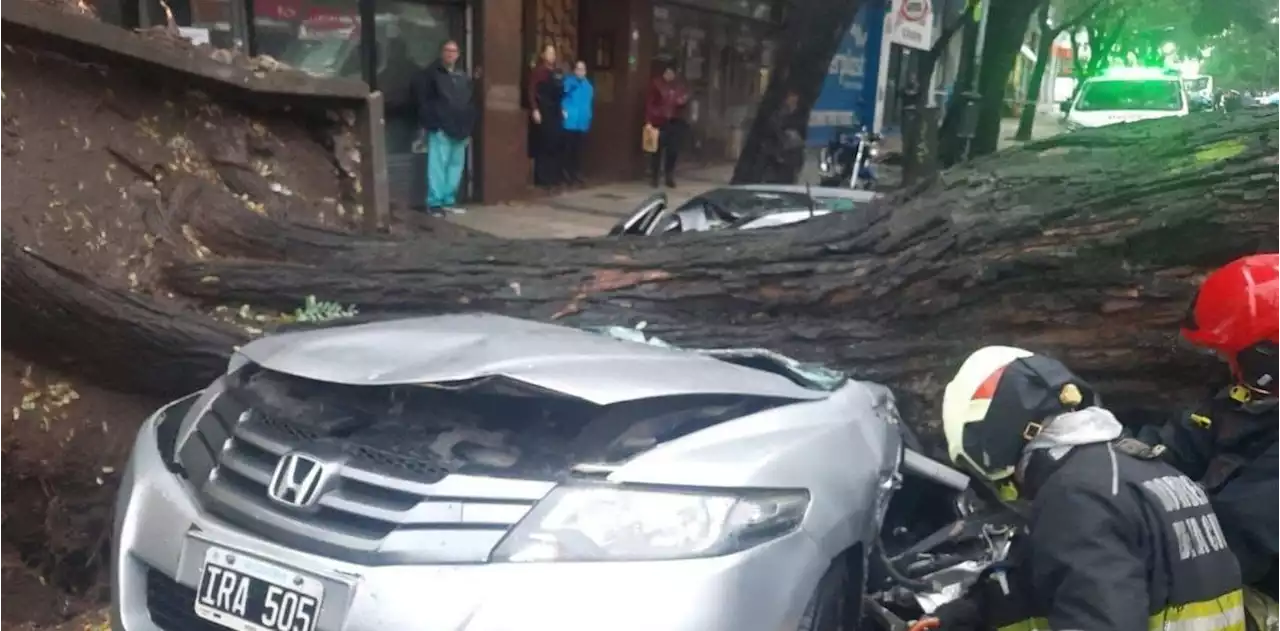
[194,546,324,631]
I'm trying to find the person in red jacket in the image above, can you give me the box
[644,63,690,188]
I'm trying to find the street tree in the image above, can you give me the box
[1200,9,1280,91]
[1013,0,1107,141]
[731,0,866,184]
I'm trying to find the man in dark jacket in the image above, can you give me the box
[760,92,806,184]
[411,40,474,216]
[921,346,1244,631]
[1138,253,1278,630]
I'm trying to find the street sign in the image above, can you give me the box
[887,0,933,51]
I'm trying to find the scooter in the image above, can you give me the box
[818,125,880,190]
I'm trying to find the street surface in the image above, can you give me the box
[450,116,1066,240]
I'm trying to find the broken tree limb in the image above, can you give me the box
[1,229,250,398]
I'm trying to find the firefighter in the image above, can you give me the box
[918,346,1244,631]
[1139,253,1279,630]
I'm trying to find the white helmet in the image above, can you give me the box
[942,346,1034,481]
[942,346,1096,484]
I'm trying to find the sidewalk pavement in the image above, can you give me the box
[449,115,1066,240]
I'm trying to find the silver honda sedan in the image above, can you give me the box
[111,314,918,631]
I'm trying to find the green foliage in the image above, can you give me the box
[1063,0,1272,71]
[1201,17,1279,90]
[293,295,359,323]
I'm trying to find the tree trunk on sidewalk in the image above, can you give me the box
[1014,4,1058,142]
[731,0,864,184]
[8,112,1275,435]
[968,0,1043,158]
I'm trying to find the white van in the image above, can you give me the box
[1062,68,1189,130]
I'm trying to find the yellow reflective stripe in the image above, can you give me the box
[995,591,1244,631]
[997,619,1049,631]
[1149,590,1247,631]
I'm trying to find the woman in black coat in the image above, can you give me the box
[527,44,566,188]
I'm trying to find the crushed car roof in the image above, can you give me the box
[237,313,835,405]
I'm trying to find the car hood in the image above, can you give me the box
[236,313,831,405]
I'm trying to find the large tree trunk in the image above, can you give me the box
[730,0,863,184]
[7,111,1275,438]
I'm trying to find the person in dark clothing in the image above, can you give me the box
[760,92,806,185]
[644,63,690,188]
[1137,253,1278,630]
[410,39,475,216]
[527,44,565,189]
[920,346,1244,631]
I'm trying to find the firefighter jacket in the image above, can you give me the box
[1139,387,1278,599]
[977,440,1245,631]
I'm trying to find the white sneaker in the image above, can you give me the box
[442,206,467,215]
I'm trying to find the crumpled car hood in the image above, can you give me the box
[236,313,831,405]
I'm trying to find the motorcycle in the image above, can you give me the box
[818,125,880,190]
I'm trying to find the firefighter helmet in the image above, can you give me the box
[942,346,1098,481]
[1181,254,1280,392]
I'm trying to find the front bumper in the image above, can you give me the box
[113,411,830,631]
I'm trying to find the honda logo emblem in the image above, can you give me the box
[268,453,331,507]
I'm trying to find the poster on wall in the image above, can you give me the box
[885,0,933,51]
[807,2,884,146]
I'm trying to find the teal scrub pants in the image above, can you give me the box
[426,130,468,208]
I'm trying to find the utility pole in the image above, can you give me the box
[958,0,989,162]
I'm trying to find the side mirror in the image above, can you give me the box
[1058,101,1071,114]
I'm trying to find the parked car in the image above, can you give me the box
[608,185,881,237]
[111,314,1000,631]
[1061,67,1188,130]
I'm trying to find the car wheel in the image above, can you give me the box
[797,554,858,631]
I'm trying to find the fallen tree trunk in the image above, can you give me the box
[8,111,1280,433]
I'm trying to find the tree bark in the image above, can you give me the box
[730,0,864,184]
[1014,4,1058,142]
[8,112,1273,437]
[968,0,1043,158]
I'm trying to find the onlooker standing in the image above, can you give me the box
[528,44,566,189]
[412,39,475,216]
[561,60,594,186]
[761,91,806,184]
[644,63,690,188]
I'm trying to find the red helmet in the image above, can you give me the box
[1181,254,1279,389]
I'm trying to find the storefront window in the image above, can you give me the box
[654,2,777,161]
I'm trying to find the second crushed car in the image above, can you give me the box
[112,314,983,631]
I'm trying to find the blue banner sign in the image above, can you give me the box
[808,0,885,146]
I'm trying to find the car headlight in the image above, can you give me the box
[867,145,879,158]
[489,484,810,563]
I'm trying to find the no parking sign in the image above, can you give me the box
[887,0,934,50]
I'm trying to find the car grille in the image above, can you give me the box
[182,384,544,565]
[145,569,224,631]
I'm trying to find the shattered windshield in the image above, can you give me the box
[589,325,848,392]
[1076,80,1184,112]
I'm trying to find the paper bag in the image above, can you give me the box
[642,124,660,154]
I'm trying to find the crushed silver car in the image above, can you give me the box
[111,313,998,631]
[608,185,881,237]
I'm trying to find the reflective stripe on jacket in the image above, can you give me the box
[982,441,1244,631]
[997,590,1245,631]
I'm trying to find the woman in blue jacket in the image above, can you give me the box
[561,60,594,185]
